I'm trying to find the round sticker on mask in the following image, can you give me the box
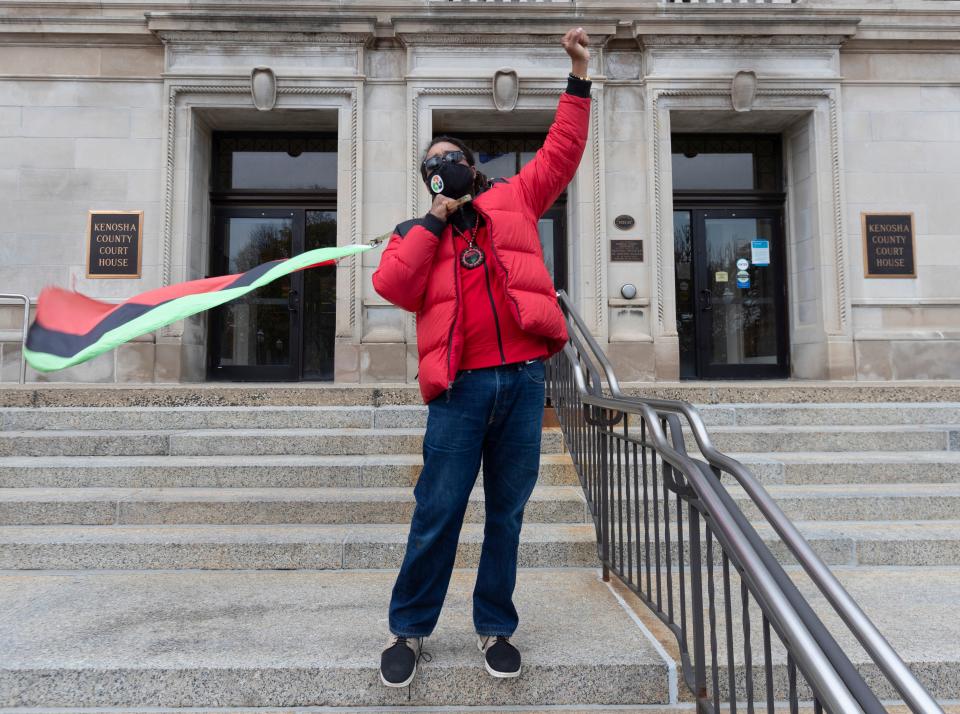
[430,174,444,194]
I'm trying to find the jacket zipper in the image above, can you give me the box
[445,236,461,395]
[478,206,525,329]
[481,258,506,364]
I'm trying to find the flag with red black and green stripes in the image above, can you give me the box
[24,244,369,373]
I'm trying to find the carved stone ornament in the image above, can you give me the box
[731,70,758,113]
[251,67,277,111]
[492,68,519,112]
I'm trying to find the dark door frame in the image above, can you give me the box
[683,206,790,379]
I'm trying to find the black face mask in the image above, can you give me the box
[427,162,474,199]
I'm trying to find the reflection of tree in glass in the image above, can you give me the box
[232,224,291,273]
[673,214,695,363]
[304,212,337,378]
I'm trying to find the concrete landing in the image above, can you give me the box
[0,568,671,709]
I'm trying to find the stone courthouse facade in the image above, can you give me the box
[2,0,960,384]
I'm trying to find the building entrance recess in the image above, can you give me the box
[207,133,337,381]
[672,134,789,379]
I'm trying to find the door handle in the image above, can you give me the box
[699,289,713,311]
[287,289,299,313]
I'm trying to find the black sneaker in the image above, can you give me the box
[380,634,430,687]
[477,635,521,678]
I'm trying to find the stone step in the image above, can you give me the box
[4,402,958,431]
[5,704,944,714]
[0,405,429,431]
[0,486,589,526]
[2,451,956,491]
[0,708,946,714]
[733,451,960,485]
[730,482,960,522]
[6,381,960,408]
[3,520,960,571]
[0,523,599,570]
[2,424,953,458]
[0,453,579,488]
[696,402,960,427]
[680,424,955,453]
[0,428,568,457]
[0,709,694,714]
[610,565,960,703]
[0,568,672,708]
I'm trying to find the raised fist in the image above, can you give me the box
[562,27,590,65]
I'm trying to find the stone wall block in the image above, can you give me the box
[891,340,960,380]
[30,350,115,383]
[99,47,164,77]
[363,140,406,172]
[0,138,74,169]
[0,46,100,76]
[406,343,419,383]
[792,341,828,380]
[363,170,405,201]
[0,266,67,299]
[367,109,406,141]
[75,82,162,110]
[130,109,163,140]
[606,341,655,382]
[360,342,407,383]
[0,81,81,108]
[605,111,644,142]
[125,170,163,203]
[334,340,361,383]
[654,336,679,381]
[3,234,84,266]
[18,168,128,202]
[0,107,21,136]
[75,138,162,171]
[22,107,131,139]
[154,342,183,383]
[854,340,894,381]
[362,305,404,343]
[116,342,156,383]
[0,343,24,383]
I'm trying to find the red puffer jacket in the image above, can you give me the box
[372,91,590,404]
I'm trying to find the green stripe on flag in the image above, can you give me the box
[25,244,370,372]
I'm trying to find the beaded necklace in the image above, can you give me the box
[451,210,484,269]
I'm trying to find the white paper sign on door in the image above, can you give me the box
[751,239,770,266]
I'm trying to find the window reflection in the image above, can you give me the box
[214,135,338,191]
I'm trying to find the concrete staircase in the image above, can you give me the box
[0,383,958,710]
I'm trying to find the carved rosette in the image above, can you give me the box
[250,67,277,111]
[492,68,519,112]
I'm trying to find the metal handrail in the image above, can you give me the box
[0,293,30,384]
[554,288,942,714]
[555,342,862,712]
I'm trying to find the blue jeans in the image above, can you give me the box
[388,358,546,638]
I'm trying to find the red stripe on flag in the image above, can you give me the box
[34,274,240,336]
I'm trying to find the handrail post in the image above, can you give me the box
[0,293,30,385]
[686,504,709,703]
[598,405,611,581]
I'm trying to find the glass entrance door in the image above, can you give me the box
[209,208,303,381]
[675,208,788,379]
[208,207,339,381]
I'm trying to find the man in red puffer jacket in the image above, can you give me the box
[372,27,591,690]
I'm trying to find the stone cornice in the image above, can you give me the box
[145,12,376,39]
[3,2,960,48]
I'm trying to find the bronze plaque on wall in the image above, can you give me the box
[86,210,143,279]
[610,239,643,262]
[862,212,915,279]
